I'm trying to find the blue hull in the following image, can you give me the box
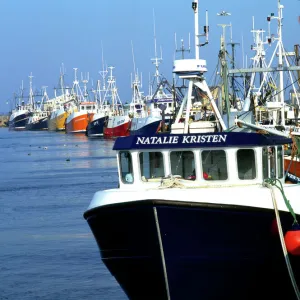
[86,116,108,137]
[130,120,161,136]
[25,118,48,130]
[84,200,300,300]
[9,112,29,130]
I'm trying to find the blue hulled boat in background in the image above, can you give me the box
[9,80,31,130]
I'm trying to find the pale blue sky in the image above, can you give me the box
[1,0,299,113]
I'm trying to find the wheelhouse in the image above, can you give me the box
[113,132,291,189]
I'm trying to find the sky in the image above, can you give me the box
[1,0,300,113]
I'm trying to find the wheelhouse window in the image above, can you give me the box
[269,147,277,178]
[262,147,269,179]
[237,149,256,180]
[119,151,134,184]
[170,151,195,180]
[139,152,164,180]
[201,150,227,180]
[277,146,283,178]
[262,147,277,179]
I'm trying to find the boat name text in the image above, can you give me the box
[136,135,227,145]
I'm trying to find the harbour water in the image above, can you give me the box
[0,128,127,299]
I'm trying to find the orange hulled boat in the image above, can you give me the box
[65,102,96,133]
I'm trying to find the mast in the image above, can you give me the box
[99,42,108,105]
[72,68,84,103]
[175,34,191,89]
[294,44,300,87]
[172,1,227,133]
[150,9,163,88]
[28,73,34,110]
[81,72,89,100]
[277,0,285,124]
[217,20,231,123]
[228,25,240,108]
[229,0,300,126]
[193,1,199,60]
[20,80,24,107]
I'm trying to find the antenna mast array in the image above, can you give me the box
[172,0,226,134]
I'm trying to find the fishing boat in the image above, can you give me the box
[103,66,131,138]
[129,34,175,136]
[65,101,96,133]
[86,65,111,138]
[26,110,48,130]
[128,58,161,136]
[84,131,300,300]
[84,2,300,299]
[65,69,97,133]
[48,66,75,131]
[25,86,51,131]
[9,105,30,130]
[9,80,31,130]
[224,0,300,184]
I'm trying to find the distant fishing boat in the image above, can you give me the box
[86,64,111,138]
[129,38,178,135]
[66,101,96,133]
[9,80,31,130]
[48,66,75,131]
[65,69,97,133]
[128,55,161,135]
[103,67,131,138]
[9,107,30,130]
[26,86,50,131]
[26,110,48,130]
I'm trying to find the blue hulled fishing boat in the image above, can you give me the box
[84,1,300,299]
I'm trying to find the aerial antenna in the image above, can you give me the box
[131,40,137,76]
[81,72,90,99]
[175,32,191,59]
[153,9,158,59]
[28,72,34,108]
[151,8,163,85]
[99,42,108,91]
[72,67,84,102]
[205,10,209,44]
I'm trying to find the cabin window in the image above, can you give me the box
[277,146,283,178]
[237,149,256,180]
[139,152,164,180]
[119,151,134,184]
[262,146,280,179]
[262,147,269,179]
[170,151,195,179]
[81,106,84,110]
[86,106,92,110]
[201,150,227,180]
[269,147,277,178]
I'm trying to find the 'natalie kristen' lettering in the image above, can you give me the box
[136,135,227,145]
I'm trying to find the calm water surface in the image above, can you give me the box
[0,128,127,299]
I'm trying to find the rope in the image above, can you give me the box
[159,176,186,189]
[291,135,300,159]
[263,181,300,300]
[264,178,298,225]
[284,134,300,182]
